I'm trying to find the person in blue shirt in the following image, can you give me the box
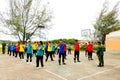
[58,41,66,65]
[10,43,14,56]
[36,41,44,68]
[7,43,11,55]
[26,41,33,63]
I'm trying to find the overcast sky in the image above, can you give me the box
[0,0,120,41]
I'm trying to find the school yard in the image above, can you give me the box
[0,52,120,80]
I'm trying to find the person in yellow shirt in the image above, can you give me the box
[19,42,25,59]
[32,41,38,56]
[45,42,54,62]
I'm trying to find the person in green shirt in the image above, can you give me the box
[96,41,105,67]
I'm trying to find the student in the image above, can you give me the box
[36,41,44,68]
[64,43,67,59]
[58,41,66,65]
[68,44,72,55]
[85,43,88,57]
[26,41,33,63]
[13,44,16,56]
[45,42,54,61]
[32,41,38,56]
[45,42,48,56]
[19,42,25,59]
[9,43,14,56]
[2,41,6,54]
[87,41,93,60]
[74,40,80,63]
[52,42,56,57]
[15,43,20,58]
[96,41,105,67]
[7,43,11,55]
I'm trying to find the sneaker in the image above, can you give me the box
[59,63,61,65]
[78,61,81,62]
[63,63,66,65]
[97,65,101,67]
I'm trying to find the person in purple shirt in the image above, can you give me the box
[58,41,66,65]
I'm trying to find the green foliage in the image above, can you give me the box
[50,38,77,44]
[80,44,86,51]
[94,1,120,44]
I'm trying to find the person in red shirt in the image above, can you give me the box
[74,40,80,63]
[64,43,67,59]
[87,41,93,60]
[85,43,88,57]
[15,42,20,58]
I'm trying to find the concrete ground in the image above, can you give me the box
[0,52,120,80]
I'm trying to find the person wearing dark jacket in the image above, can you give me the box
[2,41,6,54]
[96,41,105,67]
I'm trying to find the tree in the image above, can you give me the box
[94,1,120,44]
[0,0,52,42]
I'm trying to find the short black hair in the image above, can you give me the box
[98,41,101,45]
[40,41,43,45]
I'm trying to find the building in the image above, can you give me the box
[106,30,120,53]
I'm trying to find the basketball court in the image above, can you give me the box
[0,52,120,80]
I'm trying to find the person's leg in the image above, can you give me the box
[30,54,32,62]
[62,54,65,64]
[91,52,93,60]
[58,54,61,65]
[101,55,104,66]
[8,50,9,54]
[50,51,54,61]
[36,56,39,67]
[74,51,76,62]
[22,52,24,59]
[26,54,29,62]
[88,52,91,60]
[9,51,11,56]
[77,51,80,62]
[40,56,44,67]
[46,52,50,61]
[64,51,66,59]
[98,55,101,66]
[19,52,21,59]
[15,52,17,57]
[13,51,15,56]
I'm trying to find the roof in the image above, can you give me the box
[107,30,120,36]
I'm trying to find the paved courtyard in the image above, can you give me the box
[0,52,120,80]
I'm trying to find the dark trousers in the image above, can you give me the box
[8,50,10,55]
[88,52,92,60]
[58,53,65,64]
[64,51,66,59]
[26,54,32,62]
[2,48,5,54]
[46,51,54,61]
[9,51,14,56]
[74,51,80,62]
[85,50,88,57]
[15,52,19,58]
[52,51,55,57]
[19,52,24,59]
[98,55,104,66]
[68,49,71,54]
[36,56,44,67]
[33,50,36,56]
